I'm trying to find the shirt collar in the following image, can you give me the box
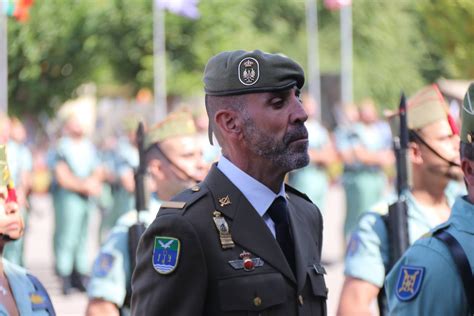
[448,196,474,234]
[217,156,286,217]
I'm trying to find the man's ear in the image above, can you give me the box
[214,109,241,139]
[408,142,423,165]
[462,158,474,186]
[148,159,165,181]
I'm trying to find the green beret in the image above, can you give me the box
[203,50,305,96]
[387,84,449,135]
[461,83,474,144]
[144,111,197,150]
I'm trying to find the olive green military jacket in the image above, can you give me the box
[131,165,327,315]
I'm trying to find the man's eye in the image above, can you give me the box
[270,98,284,107]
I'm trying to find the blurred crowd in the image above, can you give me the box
[0,86,466,314]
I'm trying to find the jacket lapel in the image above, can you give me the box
[203,165,296,284]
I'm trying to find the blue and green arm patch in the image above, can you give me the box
[152,236,181,274]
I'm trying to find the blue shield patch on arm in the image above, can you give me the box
[93,253,115,277]
[395,265,425,301]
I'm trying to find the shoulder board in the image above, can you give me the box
[159,184,208,213]
[285,184,312,203]
[160,201,186,209]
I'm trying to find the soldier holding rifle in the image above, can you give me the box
[86,111,206,316]
[385,83,474,315]
[337,85,463,315]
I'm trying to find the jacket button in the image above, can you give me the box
[253,296,262,306]
[298,295,304,305]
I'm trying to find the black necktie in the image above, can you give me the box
[267,196,295,274]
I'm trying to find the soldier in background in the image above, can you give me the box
[385,83,474,315]
[0,144,55,315]
[289,93,337,213]
[98,118,139,241]
[337,85,463,315]
[86,111,206,316]
[4,117,33,266]
[334,99,394,238]
[51,113,103,295]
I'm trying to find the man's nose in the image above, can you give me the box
[291,96,308,124]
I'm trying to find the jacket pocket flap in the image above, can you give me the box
[218,273,287,312]
[308,267,328,298]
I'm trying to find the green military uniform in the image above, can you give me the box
[335,120,391,238]
[289,119,330,210]
[131,50,327,315]
[3,139,32,266]
[132,165,327,315]
[98,136,138,241]
[385,83,474,315]
[52,136,100,278]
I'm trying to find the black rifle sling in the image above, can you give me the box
[434,229,474,313]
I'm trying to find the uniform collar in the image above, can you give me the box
[447,196,474,234]
[405,190,455,227]
[217,156,286,217]
[3,258,31,315]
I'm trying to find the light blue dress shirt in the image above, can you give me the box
[217,156,285,238]
[1,258,52,315]
[344,190,455,287]
[385,196,474,315]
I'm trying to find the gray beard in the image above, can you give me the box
[241,113,309,172]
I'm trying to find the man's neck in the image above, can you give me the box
[224,155,285,193]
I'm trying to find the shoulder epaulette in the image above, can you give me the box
[159,184,208,214]
[285,184,312,203]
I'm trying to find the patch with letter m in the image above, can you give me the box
[395,265,425,301]
[152,236,181,274]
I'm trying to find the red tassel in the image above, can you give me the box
[447,114,459,135]
[7,188,17,203]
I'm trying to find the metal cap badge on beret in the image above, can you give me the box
[203,50,305,96]
[144,111,197,151]
[387,84,449,135]
[461,83,474,144]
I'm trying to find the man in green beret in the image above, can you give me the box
[132,50,327,315]
[86,111,206,316]
[385,83,474,315]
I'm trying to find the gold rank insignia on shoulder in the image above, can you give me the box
[218,195,231,207]
[161,201,186,209]
[212,211,234,249]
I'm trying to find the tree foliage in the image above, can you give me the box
[6,0,473,116]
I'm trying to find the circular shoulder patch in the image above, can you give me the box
[238,57,260,86]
